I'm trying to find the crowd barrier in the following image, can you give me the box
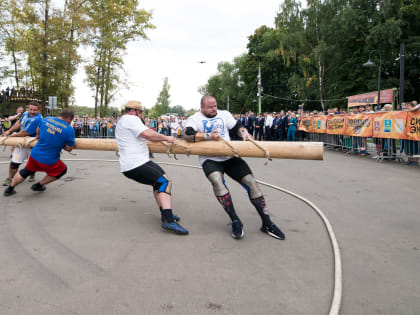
[298,111,420,162]
[298,111,420,140]
[73,125,115,138]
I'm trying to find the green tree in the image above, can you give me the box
[153,77,171,116]
[168,105,185,116]
[85,0,154,117]
[0,0,26,87]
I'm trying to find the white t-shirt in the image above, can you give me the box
[170,121,180,134]
[115,115,149,172]
[185,110,237,165]
[265,114,273,127]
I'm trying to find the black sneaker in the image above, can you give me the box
[161,213,180,222]
[31,183,46,192]
[231,219,244,239]
[261,223,285,240]
[3,187,16,197]
[161,221,189,235]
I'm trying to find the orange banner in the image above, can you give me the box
[345,114,373,137]
[372,111,408,139]
[326,115,346,135]
[406,112,420,141]
[313,116,327,134]
[298,117,313,132]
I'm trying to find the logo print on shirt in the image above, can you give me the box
[202,118,225,136]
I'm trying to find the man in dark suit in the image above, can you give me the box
[245,112,255,136]
[254,113,264,141]
[239,114,245,126]
[280,110,290,141]
[248,112,257,135]
[272,113,281,141]
[243,113,249,131]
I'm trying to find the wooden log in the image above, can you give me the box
[0,137,323,160]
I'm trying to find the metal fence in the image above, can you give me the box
[70,125,419,164]
[298,131,419,163]
[73,125,116,139]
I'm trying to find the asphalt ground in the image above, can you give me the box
[0,147,419,315]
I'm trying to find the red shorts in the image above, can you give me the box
[26,156,67,177]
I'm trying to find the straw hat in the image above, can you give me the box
[124,100,143,111]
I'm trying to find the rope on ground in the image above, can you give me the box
[135,159,342,315]
[2,156,342,315]
[256,179,342,315]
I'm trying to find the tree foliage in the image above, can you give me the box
[0,0,154,116]
[150,77,171,117]
[201,0,420,113]
[85,0,154,117]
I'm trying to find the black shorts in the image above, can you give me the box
[202,157,252,182]
[123,161,165,186]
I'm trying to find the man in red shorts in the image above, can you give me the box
[4,108,75,196]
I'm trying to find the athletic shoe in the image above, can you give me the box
[3,187,16,196]
[261,223,285,240]
[231,219,244,239]
[161,213,180,222]
[28,175,35,182]
[31,183,46,192]
[161,221,189,235]
[2,177,11,186]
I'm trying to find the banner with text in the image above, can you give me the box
[326,115,346,135]
[345,114,373,137]
[405,112,420,141]
[372,111,408,140]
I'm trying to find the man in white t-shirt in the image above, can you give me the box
[183,95,285,240]
[170,119,180,137]
[264,112,274,140]
[116,101,188,235]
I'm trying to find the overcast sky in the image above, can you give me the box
[74,0,284,110]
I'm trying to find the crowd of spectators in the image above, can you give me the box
[69,115,189,139]
[1,100,418,164]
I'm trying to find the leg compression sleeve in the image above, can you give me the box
[19,167,35,179]
[240,174,262,199]
[217,192,239,222]
[251,196,272,226]
[207,171,228,196]
[153,174,172,195]
[240,174,271,225]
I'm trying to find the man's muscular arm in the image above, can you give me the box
[230,120,252,141]
[140,128,176,143]
[183,127,219,142]
[8,129,30,137]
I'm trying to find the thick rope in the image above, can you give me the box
[219,138,240,158]
[160,141,178,160]
[159,141,192,160]
[248,138,272,165]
